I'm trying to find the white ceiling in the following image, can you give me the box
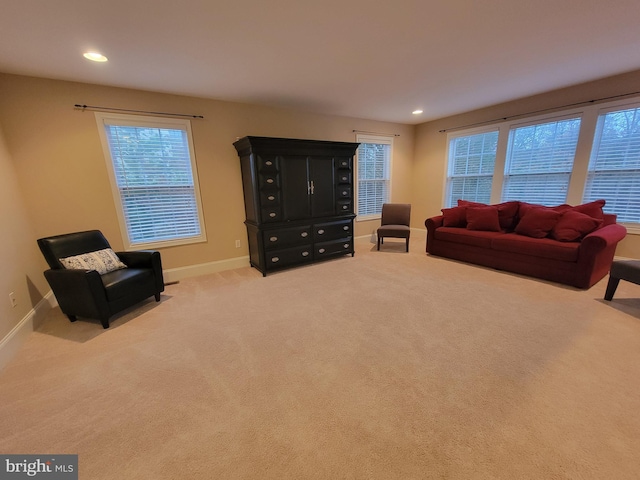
[2,0,640,125]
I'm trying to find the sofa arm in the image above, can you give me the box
[43,268,110,319]
[581,223,627,252]
[425,215,444,231]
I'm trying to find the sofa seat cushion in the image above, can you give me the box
[435,227,502,249]
[491,233,580,262]
[101,268,154,301]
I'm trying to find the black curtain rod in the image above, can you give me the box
[438,90,640,133]
[74,104,204,119]
[353,129,400,137]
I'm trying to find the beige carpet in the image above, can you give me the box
[1,231,640,479]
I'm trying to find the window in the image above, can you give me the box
[96,113,206,249]
[445,130,498,207]
[584,105,640,223]
[356,134,392,219]
[502,117,581,206]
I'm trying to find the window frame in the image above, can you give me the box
[583,100,640,229]
[444,126,499,208]
[355,134,393,221]
[501,114,583,206]
[95,112,207,250]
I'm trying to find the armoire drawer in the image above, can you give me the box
[314,219,352,242]
[315,238,353,258]
[265,245,313,269]
[263,225,312,250]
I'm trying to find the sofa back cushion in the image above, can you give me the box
[551,210,602,242]
[466,206,501,231]
[458,200,519,230]
[515,207,563,238]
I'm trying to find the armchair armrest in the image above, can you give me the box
[43,268,110,319]
[116,250,164,292]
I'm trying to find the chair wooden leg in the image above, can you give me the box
[604,276,620,301]
[377,236,381,250]
[406,238,409,252]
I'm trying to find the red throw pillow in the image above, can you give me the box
[551,210,602,242]
[572,199,606,220]
[466,206,501,231]
[441,206,467,227]
[459,200,519,230]
[514,207,562,238]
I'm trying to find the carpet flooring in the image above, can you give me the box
[1,231,639,479]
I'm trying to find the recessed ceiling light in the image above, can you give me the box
[83,52,108,62]
[412,109,423,115]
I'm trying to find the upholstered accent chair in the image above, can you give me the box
[377,203,412,252]
[38,230,164,328]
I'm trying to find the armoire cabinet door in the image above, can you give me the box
[309,156,335,218]
[280,155,311,221]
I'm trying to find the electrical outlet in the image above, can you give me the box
[9,292,17,308]
[235,240,241,248]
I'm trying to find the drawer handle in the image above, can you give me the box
[341,176,348,182]
[302,251,309,257]
[301,232,308,238]
[341,161,348,167]
[318,248,326,254]
[271,256,280,263]
[267,178,274,184]
[342,205,348,210]
[342,190,348,196]
[343,226,349,231]
[269,236,278,242]
[267,195,275,201]
[344,243,350,249]
[265,160,273,166]
[317,229,325,234]
[269,212,276,218]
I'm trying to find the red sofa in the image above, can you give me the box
[425,200,627,289]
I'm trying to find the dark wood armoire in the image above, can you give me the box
[234,136,359,276]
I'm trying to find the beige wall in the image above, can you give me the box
[0,73,415,280]
[413,69,640,259]
[0,122,49,340]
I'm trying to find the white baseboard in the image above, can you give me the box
[0,291,56,371]
[163,255,251,283]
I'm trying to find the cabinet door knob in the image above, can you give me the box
[318,248,326,254]
[344,243,350,249]
[267,178,274,184]
[317,229,325,234]
[343,226,349,230]
[342,190,348,196]
[302,251,309,257]
[269,236,278,242]
[269,212,276,218]
[271,256,280,263]
[267,195,275,201]
[265,160,273,166]
[342,205,348,210]
[301,232,308,237]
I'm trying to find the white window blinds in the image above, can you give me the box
[502,117,581,206]
[357,136,391,218]
[583,106,640,223]
[97,113,206,248]
[446,130,497,207]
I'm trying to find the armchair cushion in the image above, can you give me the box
[60,248,127,275]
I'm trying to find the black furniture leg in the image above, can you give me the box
[67,315,77,322]
[406,238,409,252]
[604,276,620,301]
[100,317,110,329]
[377,236,381,251]
[155,293,161,302]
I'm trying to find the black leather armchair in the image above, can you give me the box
[38,230,164,328]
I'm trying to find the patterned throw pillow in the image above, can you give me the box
[59,248,127,275]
